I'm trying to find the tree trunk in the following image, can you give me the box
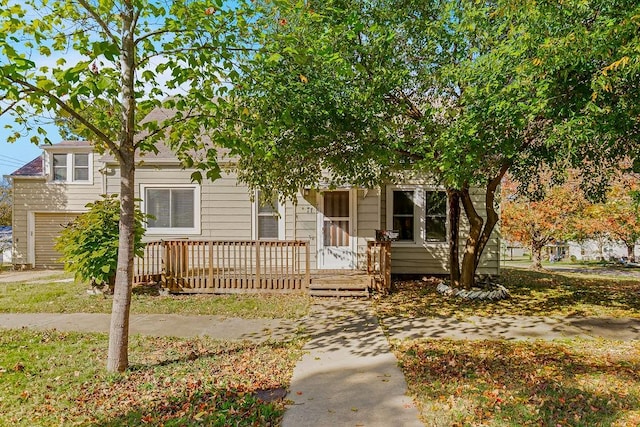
[107,1,136,373]
[447,188,461,287]
[459,187,484,289]
[627,244,635,263]
[456,162,510,289]
[107,158,135,372]
[531,242,543,270]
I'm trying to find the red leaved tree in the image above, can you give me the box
[501,176,585,269]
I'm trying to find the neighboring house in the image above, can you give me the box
[0,226,11,264]
[7,140,500,278]
[567,240,639,262]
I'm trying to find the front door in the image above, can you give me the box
[318,190,355,269]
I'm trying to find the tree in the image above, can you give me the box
[603,176,640,262]
[55,195,147,290]
[501,176,585,269]
[569,174,640,262]
[0,0,240,371]
[202,0,590,289]
[0,178,10,226]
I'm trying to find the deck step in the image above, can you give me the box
[309,289,370,297]
[309,277,371,297]
[310,282,369,290]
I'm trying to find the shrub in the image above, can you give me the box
[55,195,147,291]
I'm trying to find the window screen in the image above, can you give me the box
[146,188,195,229]
[393,190,414,241]
[425,191,447,242]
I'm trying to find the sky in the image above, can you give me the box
[0,116,60,178]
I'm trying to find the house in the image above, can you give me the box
[7,140,500,292]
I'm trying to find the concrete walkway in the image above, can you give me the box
[282,299,423,427]
[0,312,300,342]
[382,314,640,342]
[2,299,639,427]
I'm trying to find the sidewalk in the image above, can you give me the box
[282,299,423,427]
[381,314,640,342]
[0,312,300,342]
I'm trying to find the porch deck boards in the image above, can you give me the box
[133,240,391,297]
[309,270,371,297]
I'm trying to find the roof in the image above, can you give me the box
[11,155,43,176]
[40,140,91,149]
[10,141,90,177]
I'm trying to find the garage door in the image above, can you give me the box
[34,212,79,268]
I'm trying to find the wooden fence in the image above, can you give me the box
[367,241,392,293]
[134,240,310,293]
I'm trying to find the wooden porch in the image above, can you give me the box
[133,240,391,296]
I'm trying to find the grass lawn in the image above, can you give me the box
[372,267,640,426]
[394,338,640,427]
[0,278,312,319]
[0,329,305,426]
[374,267,640,319]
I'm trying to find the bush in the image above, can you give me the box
[55,195,147,291]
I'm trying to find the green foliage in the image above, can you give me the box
[214,0,639,201]
[54,195,146,288]
[509,0,640,199]
[0,0,252,369]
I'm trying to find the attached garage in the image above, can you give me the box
[33,212,79,268]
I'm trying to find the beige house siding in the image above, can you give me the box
[108,166,256,241]
[293,191,319,268]
[11,158,103,267]
[381,184,500,275]
[356,188,380,269]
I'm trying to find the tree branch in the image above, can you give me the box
[136,45,259,68]
[8,77,121,161]
[475,160,512,266]
[0,99,21,117]
[76,0,119,46]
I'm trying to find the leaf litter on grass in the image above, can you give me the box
[0,330,305,426]
[375,268,640,319]
[394,338,640,427]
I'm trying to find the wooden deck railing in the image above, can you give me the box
[367,241,392,293]
[134,240,311,293]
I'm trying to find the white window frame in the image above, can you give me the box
[251,191,286,240]
[49,152,93,184]
[386,185,448,247]
[140,184,201,235]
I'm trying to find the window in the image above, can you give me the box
[51,153,91,183]
[52,154,67,181]
[143,185,201,234]
[387,186,448,245]
[425,191,447,242]
[253,191,285,240]
[392,190,415,241]
[73,153,89,181]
